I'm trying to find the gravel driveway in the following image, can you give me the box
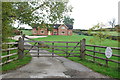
[1,35,110,78]
[11,35,47,40]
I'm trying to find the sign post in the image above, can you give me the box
[105,47,112,58]
[105,47,112,67]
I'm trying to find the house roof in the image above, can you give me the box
[52,24,73,29]
[33,24,73,29]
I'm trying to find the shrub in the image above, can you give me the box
[13,29,21,35]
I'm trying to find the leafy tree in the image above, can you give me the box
[63,16,74,25]
[2,1,72,42]
[115,25,120,32]
[14,1,72,26]
[2,2,15,42]
[88,23,111,45]
[115,25,120,42]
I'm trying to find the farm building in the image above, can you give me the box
[32,24,73,36]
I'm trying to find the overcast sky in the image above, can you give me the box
[13,0,119,29]
[69,0,119,29]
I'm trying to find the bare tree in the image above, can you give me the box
[108,18,116,28]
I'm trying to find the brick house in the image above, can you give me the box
[32,24,73,35]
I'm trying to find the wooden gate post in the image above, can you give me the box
[52,42,54,57]
[80,38,86,59]
[22,34,25,41]
[18,37,24,59]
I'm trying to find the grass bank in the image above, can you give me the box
[82,31,119,36]
[2,56,32,73]
[1,39,32,73]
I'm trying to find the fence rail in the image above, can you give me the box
[24,40,79,43]
[24,45,80,48]
[1,53,18,58]
[2,47,18,52]
[24,48,80,51]
[2,42,18,45]
[85,54,120,64]
[1,42,18,65]
[86,44,120,50]
[85,44,120,66]
[86,49,120,57]
[26,55,80,57]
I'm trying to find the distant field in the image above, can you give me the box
[21,30,32,35]
[82,31,119,36]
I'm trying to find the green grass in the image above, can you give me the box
[33,35,118,47]
[21,30,32,35]
[7,39,16,42]
[2,56,32,73]
[1,39,32,73]
[83,31,119,36]
[31,35,119,79]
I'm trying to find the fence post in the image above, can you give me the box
[93,46,96,62]
[52,42,54,57]
[80,38,86,59]
[7,44,10,63]
[18,37,24,59]
[38,43,40,57]
[66,43,68,57]
[105,57,108,67]
[22,34,25,41]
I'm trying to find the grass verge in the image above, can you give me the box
[1,38,32,73]
[2,56,32,73]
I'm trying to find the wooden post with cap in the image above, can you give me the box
[18,37,24,59]
[80,38,86,59]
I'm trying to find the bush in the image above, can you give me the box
[13,29,21,35]
[115,25,120,32]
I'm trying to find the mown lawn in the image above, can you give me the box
[31,35,119,79]
[33,35,119,47]
[82,31,119,36]
[1,39,32,73]
[21,30,32,35]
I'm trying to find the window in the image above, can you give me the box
[62,31,65,34]
[68,31,70,34]
[41,31,44,33]
[54,32,57,35]
[61,27,65,29]
[33,31,36,34]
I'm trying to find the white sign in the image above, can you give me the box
[105,47,112,58]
